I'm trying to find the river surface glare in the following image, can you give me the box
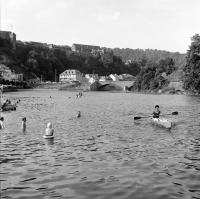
[0,90,200,199]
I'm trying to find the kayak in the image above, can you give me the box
[43,135,54,139]
[151,117,172,129]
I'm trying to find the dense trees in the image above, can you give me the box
[0,39,187,86]
[14,44,142,81]
[134,57,176,91]
[183,34,200,94]
[113,48,185,69]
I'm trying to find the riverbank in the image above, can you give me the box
[29,81,200,96]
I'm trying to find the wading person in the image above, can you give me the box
[21,117,26,132]
[0,117,4,129]
[45,122,54,136]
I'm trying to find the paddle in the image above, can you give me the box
[134,111,178,120]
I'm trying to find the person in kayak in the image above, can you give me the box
[153,105,161,118]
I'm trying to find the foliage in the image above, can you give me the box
[183,34,200,93]
[134,57,175,91]
[13,44,142,81]
[0,39,185,83]
[113,48,185,69]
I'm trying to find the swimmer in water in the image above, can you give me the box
[77,111,81,118]
[0,117,4,129]
[45,122,54,136]
[21,117,26,131]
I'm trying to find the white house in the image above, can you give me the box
[59,69,84,82]
[0,64,23,81]
[85,74,98,80]
[99,76,106,82]
[109,74,119,81]
[85,74,99,84]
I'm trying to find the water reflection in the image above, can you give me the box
[45,138,54,146]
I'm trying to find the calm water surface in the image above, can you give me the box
[0,90,200,199]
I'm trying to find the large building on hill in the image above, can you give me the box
[72,43,100,53]
[59,69,84,82]
[0,31,16,49]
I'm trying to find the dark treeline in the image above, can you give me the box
[113,48,185,68]
[3,44,146,81]
[0,38,187,90]
[14,44,185,82]
[183,34,200,94]
[134,57,176,91]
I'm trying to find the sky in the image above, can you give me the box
[1,0,200,53]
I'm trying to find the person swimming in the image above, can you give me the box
[153,105,161,118]
[0,117,4,129]
[45,122,54,136]
[21,117,26,131]
[77,111,81,118]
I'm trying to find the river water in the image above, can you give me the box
[0,90,200,199]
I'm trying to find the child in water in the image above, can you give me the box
[0,117,4,129]
[153,105,161,118]
[21,117,26,131]
[45,122,54,136]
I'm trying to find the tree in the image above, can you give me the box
[183,34,200,93]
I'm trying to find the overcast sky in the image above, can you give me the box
[1,0,200,53]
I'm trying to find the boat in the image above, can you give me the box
[43,135,54,139]
[2,104,17,112]
[151,117,172,129]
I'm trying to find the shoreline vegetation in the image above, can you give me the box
[0,33,200,95]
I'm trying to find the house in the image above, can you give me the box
[0,64,23,81]
[99,76,106,82]
[85,74,99,84]
[109,74,119,81]
[0,64,12,80]
[59,69,84,82]
[72,44,100,54]
[85,74,98,80]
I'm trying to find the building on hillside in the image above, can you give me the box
[0,64,23,81]
[85,74,99,84]
[85,74,99,80]
[0,31,16,49]
[72,44,100,54]
[109,74,119,81]
[0,64,12,80]
[59,69,84,82]
[99,76,106,82]
[125,60,132,65]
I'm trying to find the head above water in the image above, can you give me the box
[0,117,4,121]
[77,111,81,117]
[47,122,52,129]
[155,105,159,109]
[22,117,26,122]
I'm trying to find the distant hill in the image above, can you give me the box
[113,48,186,69]
[0,37,186,82]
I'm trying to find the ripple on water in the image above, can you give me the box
[0,91,200,199]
